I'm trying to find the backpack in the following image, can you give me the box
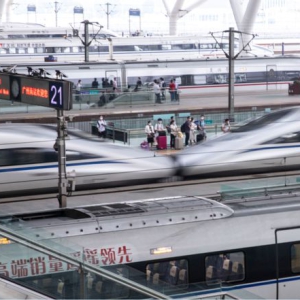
[180,123,185,132]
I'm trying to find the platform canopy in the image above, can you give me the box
[162,0,262,37]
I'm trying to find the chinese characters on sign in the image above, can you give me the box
[0,245,133,279]
[22,86,49,99]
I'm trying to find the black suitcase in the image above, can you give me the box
[196,132,204,143]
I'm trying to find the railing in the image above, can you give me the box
[90,123,241,146]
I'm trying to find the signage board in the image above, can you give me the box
[129,9,140,16]
[0,73,72,110]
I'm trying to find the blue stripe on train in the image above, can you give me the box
[0,160,126,173]
[173,275,300,298]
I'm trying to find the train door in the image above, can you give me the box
[105,64,126,89]
[105,70,118,86]
[275,227,300,299]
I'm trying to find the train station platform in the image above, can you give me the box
[0,87,298,124]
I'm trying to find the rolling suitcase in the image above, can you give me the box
[156,136,167,150]
[197,132,204,143]
[175,137,184,150]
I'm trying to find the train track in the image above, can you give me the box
[1,170,300,204]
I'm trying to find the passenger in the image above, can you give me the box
[134,77,142,92]
[113,77,119,92]
[104,78,109,87]
[198,115,207,140]
[154,118,165,136]
[183,116,191,147]
[153,79,162,104]
[92,78,99,88]
[160,77,166,100]
[97,115,107,139]
[102,77,105,88]
[174,78,180,101]
[189,117,197,144]
[75,79,82,102]
[169,79,176,102]
[98,92,106,107]
[221,118,231,133]
[170,119,178,149]
[145,120,155,148]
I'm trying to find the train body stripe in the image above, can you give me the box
[242,144,300,153]
[173,275,300,298]
[0,160,126,173]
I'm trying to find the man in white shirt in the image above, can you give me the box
[174,78,180,101]
[75,79,82,101]
[153,79,161,104]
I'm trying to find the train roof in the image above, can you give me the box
[2,190,300,241]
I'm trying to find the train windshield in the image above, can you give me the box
[232,109,295,132]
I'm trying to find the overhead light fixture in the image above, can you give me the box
[55,70,68,79]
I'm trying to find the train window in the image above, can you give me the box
[232,109,294,132]
[146,259,188,288]
[66,150,99,161]
[291,244,300,273]
[0,149,13,166]
[205,252,245,285]
[262,132,300,144]
[10,148,58,165]
[194,75,206,85]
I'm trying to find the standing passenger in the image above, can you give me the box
[97,115,107,139]
[153,79,161,104]
[145,120,155,148]
[221,118,231,133]
[184,116,191,147]
[92,78,99,88]
[160,77,166,100]
[198,115,207,140]
[169,79,176,102]
[174,78,180,101]
[170,119,177,149]
[189,117,197,144]
[75,79,82,102]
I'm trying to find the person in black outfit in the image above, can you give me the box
[184,116,191,147]
[134,77,142,91]
[98,92,106,107]
[92,78,99,88]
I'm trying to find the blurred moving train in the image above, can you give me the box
[175,106,300,178]
[2,55,300,99]
[0,22,273,62]
[0,124,175,196]
[2,194,300,298]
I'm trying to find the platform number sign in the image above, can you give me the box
[49,81,64,109]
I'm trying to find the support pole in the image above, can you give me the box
[228,27,235,120]
[57,110,67,208]
[54,1,59,27]
[84,21,89,62]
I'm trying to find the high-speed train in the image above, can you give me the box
[0,124,175,196]
[1,55,300,98]
[2,193,300,299]
[175,106,300,178]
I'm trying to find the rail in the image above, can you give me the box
[90,123,240,146]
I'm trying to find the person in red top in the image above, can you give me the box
[169,79,176,102]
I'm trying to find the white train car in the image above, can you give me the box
[175,106,300,178]
[2,55,300,97]
[1,193,300,298]
[0,124,175,196]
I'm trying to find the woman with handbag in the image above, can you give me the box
[145,120,155,148]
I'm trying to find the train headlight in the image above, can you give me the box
[150,247,172,255]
